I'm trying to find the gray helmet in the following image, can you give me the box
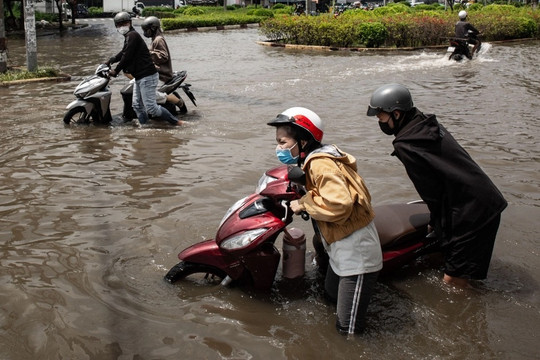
[114,11,131,26]
[142,16,161,37]
[366,83,414,116]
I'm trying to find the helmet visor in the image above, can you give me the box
[267,113,294,126]
[366,105,381,116]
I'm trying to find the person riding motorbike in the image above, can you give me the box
[268,107,382,335]
[107,12,183,126]
[454,10,481,59]
[141,16,187,114]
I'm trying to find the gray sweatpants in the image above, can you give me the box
[325,266,379,335]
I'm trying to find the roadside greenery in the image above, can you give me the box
[141,5,277,30]
[27,3,539,49]
[0,67,62,84]
[259,3,540,48]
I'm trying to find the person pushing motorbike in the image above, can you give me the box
[455,10,481,59]
[141,16,187,114]
[366,84,507,287]
[268,107,382,335]
[107,12,184,126]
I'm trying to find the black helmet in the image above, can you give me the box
[114,11,132,26]
[366,84,414,116]
[142,16,161,38]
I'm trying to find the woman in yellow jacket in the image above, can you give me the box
[268,107,382,335]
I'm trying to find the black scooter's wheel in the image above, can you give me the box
[63,106,88,125]
[164,261,227,285]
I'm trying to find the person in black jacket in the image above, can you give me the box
[455,10,481,58]
[107,12,183,126]
[366,84,507,287]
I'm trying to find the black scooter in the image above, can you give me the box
[120,70,197,122]
[447,31,482,61]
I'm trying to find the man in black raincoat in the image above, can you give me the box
[366,84,507,287]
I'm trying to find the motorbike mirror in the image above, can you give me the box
[287,165,306,185]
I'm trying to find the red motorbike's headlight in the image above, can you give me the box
[220,228,268,250]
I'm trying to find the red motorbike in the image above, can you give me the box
[164,165,440,290]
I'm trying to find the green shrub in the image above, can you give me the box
[467,3,483,11]
[260,4,540,48]
[274,8,293,15]
[162,13,265,30]
[88,7,103,16]
[35,11,57,22]
[184,7,206,16]
[414,3,443,10]
[358,22,387,48]
[253,8,274,17]
[372,3,411,16]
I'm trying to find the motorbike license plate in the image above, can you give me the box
[447,46,455,52]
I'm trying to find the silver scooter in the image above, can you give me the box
[64,64,113,125]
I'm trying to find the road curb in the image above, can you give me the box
[256,37,538,52]
[168,23,259,33]
[0,73,72,87]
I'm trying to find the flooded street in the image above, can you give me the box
[1,20,539,359]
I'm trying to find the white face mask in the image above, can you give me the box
[117,26,130,35]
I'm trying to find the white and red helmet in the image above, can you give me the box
[267,107,324,143]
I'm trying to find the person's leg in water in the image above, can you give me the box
[166,93,187,114]
[325,267,379,335]
[138,73,184,126]
[132,79,150,125]
[443,214,501,288]
[469,39,480,57]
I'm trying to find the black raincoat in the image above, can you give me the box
[391,109,507,271]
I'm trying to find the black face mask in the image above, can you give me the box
[378,121,395,136]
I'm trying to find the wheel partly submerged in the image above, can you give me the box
[164,261,227,285]
[63,106,89,125]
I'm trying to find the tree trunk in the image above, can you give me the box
[24,0,38,72]
[55,0,64,32]
[0,0,7,73]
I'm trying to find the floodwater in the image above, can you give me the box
[1,20,539,359]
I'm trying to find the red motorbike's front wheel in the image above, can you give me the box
[164,261,227,285]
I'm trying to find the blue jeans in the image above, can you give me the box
[132,73,178,125]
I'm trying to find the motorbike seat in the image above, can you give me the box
[373,203,430,248]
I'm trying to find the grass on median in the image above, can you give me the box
[0,67,62,83]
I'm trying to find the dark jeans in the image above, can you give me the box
[325,267,379,335]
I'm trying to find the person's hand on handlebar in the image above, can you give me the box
[290,200,310,220]
[289,200,303,214]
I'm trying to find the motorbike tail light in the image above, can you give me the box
[220,228,268,250]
